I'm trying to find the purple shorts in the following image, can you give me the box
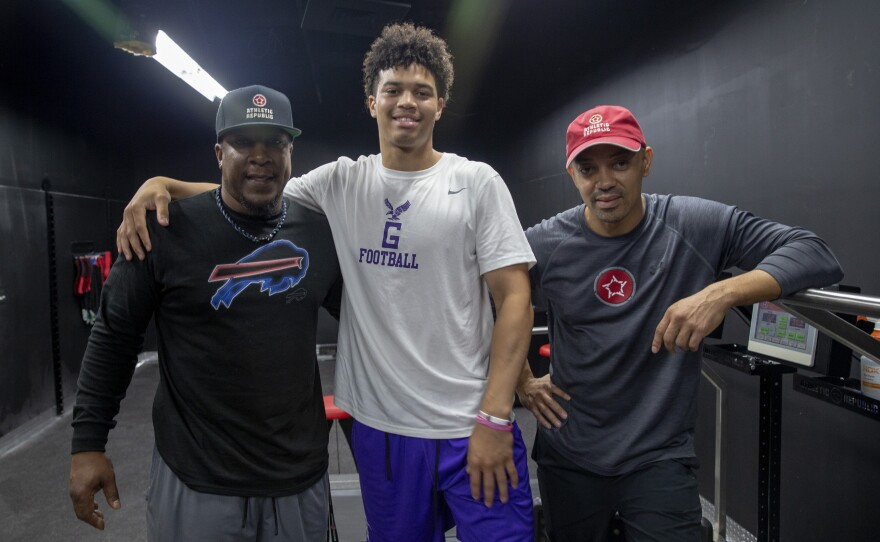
[351,419,534,542]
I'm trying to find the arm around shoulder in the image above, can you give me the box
[117,176,218,261]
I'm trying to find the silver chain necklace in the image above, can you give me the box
[214,188,288,243]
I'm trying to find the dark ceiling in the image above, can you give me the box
[3,0,736,158]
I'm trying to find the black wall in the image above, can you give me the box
[0,104,146,435]
[0,184,54,436]
[493,1,880,540]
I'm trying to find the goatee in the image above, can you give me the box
[239,193,282,218]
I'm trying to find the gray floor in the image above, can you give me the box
[0,353,541,542]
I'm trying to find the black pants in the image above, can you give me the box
[534,434,702,542]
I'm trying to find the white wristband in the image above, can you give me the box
[478,410,515,426]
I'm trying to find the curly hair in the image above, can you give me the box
[362,22,454,103]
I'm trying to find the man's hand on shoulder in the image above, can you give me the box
[117,177,174,261]
[116,177,219,261]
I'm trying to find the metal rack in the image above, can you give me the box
[702,344,795,542]
[778,288,880,363]
[703,287,880,542]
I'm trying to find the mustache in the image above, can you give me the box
[592,189,624,201]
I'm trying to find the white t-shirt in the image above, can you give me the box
[284,153,535,438]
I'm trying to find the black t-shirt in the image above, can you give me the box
[72,191,342,497]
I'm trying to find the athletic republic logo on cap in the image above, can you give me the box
[246,93,274,121]
[215,85,301,138]
[565,105,646,167]
[585,113,608,136]
[594,267,636,306]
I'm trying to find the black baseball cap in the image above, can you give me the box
[215,85,302,139]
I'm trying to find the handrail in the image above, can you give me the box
[533,288,880,361]
[777,288,880,364]
[781,289,880,318]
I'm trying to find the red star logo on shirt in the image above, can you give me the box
[594,267,636,306]
[602,275,628,297]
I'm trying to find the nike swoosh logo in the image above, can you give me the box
[447,188,467,195]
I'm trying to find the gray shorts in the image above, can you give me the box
[146,448,329,542]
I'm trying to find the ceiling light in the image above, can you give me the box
[152,30,227,101]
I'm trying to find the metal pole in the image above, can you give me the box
[778,288,880,363]
[782,289,880,318]
[701,361,727,542]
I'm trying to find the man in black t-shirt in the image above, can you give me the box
[68,86,342,542]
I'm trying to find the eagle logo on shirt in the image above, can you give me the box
[594,267,636,306]
[384,199,411,221]
[208,240,309,309]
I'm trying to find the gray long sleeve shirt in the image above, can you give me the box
[526,194,843,475]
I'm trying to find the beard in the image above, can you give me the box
[238,192,283,218]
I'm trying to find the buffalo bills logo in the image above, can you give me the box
[208,240,308,309]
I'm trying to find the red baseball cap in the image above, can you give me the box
[565,105,646,167]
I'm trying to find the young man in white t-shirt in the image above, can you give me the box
[116,23,536,542]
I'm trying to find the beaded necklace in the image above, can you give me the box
[214,187,288,243]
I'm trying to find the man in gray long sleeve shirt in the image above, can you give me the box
[516,105,843,542]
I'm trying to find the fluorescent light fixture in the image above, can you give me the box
[153,30,227,101]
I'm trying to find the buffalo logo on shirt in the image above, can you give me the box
[208,240,309,309]
[594,267,635,306]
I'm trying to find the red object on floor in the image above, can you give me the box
[539,344,551,358]
[323,395,352,420]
